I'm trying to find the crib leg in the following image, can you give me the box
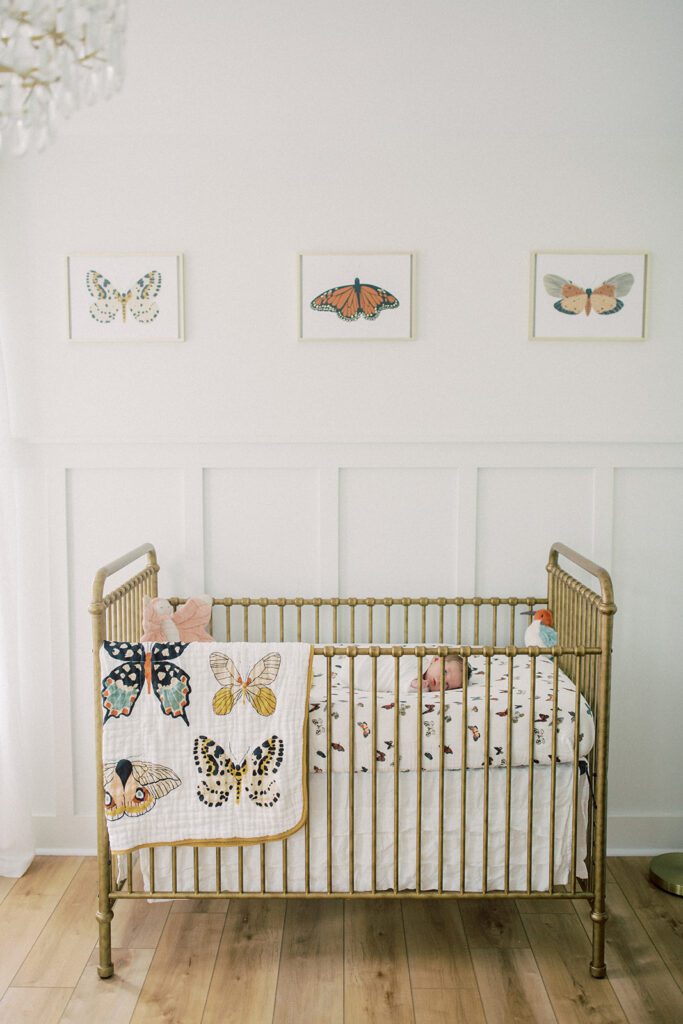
[96,903,114,978]
[96,845,114,979]
[590,901,608,978]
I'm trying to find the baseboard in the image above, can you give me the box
[33,812,683,857]
[606,814,683,855]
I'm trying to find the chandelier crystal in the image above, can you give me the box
[0,1,127,155]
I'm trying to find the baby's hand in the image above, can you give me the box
[409,677,420,690]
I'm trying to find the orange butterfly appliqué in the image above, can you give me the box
[310,277,399,321]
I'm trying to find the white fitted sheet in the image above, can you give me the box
[308,652,594,773]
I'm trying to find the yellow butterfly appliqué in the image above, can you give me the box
[209,652,281,717]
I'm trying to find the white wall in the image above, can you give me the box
[1,1,682,853]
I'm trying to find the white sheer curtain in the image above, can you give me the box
[0,339,34,876]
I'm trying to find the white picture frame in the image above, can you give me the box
[530,251,648,341]
[298,252,415,341]
[67,252,184,342]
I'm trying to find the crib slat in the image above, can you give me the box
[416,654,423,893]
[570,655,582,890]
[149,847,155,893]
[482,655,491,894]
[371,652,377,894]
[549,657,560,892]
[459,653,469,894]
[438,654,445,893]
[504,654,514,893]
[393,655,400,894]
[326,654,332,894]
[282,839,288,894]
[526,654,537,894]
[348,656,355,894]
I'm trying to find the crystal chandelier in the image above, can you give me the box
[0,1,127,155]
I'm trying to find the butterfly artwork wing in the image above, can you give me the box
[129,271,162,323]
[246,735,285,807]
[357,283,399,320]
[101,642,145,723]
[590,272,634,315]
[210,652,242,715]
[244,653,281,716]
[149,643,191,725]
[194,735,247,806]
[103,757,181,820]
[310,283,360,320]
[543,275,588,315]
[86,270,124,323]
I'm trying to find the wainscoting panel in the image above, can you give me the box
[203,467,321,596]
[339,467,459,595]
[475,467,595,596]
[611,467,683,820]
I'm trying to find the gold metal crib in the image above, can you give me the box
[90,541,615,979]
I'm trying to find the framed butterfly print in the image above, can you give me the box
[530,251,648,340]
[67,252,184,342]
[298,252,415,340]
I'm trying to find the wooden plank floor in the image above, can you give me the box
[0,857,681,1023]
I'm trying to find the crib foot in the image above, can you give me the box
[590,906,608,978]
[96,907,114,980]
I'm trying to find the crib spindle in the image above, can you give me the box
[526,653,537,893]
[459,651,469,893]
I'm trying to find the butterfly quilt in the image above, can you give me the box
[100,642,313,854]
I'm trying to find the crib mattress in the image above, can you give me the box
[308,653,594,773]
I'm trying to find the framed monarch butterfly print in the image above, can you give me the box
[67,252,184,342]
[298,252,415,340]
[530,251,648,340]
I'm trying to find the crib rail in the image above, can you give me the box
[90,541,615,981]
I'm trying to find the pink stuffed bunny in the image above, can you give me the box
[141,594,214,643]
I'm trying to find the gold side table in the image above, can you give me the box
[649,853,683,896]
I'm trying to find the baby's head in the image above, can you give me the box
[411,654,469,692]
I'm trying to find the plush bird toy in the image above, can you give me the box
[523,608,558,648]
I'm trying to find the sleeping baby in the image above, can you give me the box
[409,654,471,692]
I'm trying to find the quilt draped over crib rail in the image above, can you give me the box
[100,641,313,854]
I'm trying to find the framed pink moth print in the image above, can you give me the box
[530,251,648,340]
[67,252,184,342]
[298,252,415,340]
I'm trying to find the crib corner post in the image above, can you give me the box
[590,902,608,978]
